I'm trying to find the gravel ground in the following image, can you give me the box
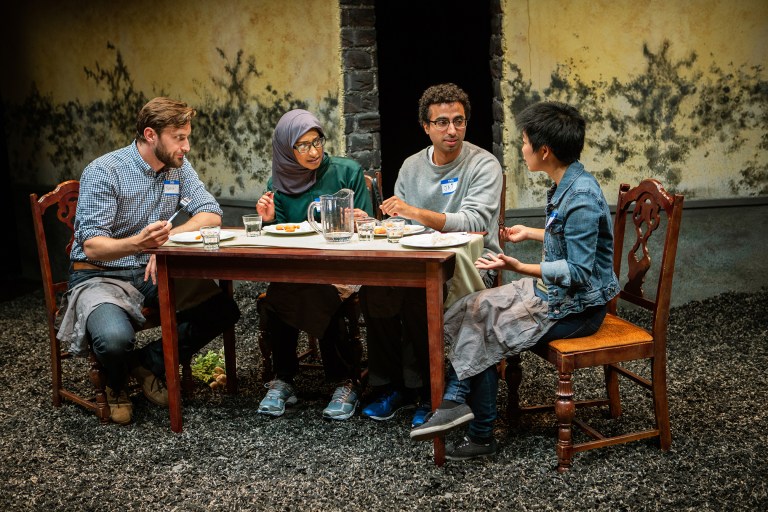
[0,283,766,511]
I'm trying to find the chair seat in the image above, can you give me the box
[548,314,653,354]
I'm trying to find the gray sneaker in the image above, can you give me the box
[258,379,297,417]
[322,381,359,420]
[409,403,474,441]
[446,436,498,461]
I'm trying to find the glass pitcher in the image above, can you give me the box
[306,188,355,243]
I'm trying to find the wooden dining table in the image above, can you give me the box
[147,239,460,465]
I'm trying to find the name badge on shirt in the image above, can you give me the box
[440,177,458,196]
[163,180,180,196]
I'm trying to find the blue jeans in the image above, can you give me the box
[442,365,498,440]
[70,268,240,391]
[535,304,607,346]
[443,304,607,440]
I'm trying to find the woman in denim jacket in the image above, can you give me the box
[410,101,619,461]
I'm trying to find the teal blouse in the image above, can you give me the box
[268,154,374,223]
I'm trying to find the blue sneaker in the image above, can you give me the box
[322,380,359,421]
[411,402,432,428]
[258,379,297,417]
[361,390,413,421]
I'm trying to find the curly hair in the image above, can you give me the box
[418,83,471,125]
[136,97,197,142]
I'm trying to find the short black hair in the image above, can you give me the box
[418,83,471,125]
[515,101,585,164]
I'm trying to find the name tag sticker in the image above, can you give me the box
[441,177,458,195]
[163,180,180,196]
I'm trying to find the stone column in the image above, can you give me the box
[340,0,381,173]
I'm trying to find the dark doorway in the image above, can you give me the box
[375,0,493,198]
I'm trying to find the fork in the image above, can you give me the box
[167,197,191,224]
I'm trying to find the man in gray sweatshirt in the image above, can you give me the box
[359,83,503,428]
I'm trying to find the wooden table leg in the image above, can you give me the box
[156,255,183,433]
[219,280,238,394]
[426,262,446,466]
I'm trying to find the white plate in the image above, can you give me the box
[169,230,236,243]
[373,224,426,237]
[400,232,471,249]
[263,222,315,235]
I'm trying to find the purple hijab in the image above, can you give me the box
[271,109,326,194]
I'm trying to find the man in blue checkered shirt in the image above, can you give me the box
[66,97,240,425]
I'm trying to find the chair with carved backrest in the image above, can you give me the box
[505,178,684,472]
[30,180,224,422]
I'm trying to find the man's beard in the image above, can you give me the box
[154,142,183,169]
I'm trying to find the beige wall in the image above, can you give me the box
[2,0,342,200]
[4,1,766,207]
[501,0,768,208]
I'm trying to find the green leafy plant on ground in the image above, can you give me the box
[190,349,227,390]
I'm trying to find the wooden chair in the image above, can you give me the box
[496,173,507,287]
[365,170,384,220]
[505,178,684,472]
[30,181,230,423]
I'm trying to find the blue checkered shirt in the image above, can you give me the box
[71,141,223,268]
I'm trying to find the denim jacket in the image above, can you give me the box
[540,161,619,319]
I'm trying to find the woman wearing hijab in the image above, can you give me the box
[254,109,373,421]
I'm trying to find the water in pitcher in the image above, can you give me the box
[307,188,355,243]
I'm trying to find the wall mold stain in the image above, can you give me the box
[3,43,339,199]
[506,40,767,200]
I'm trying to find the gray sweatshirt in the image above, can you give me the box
[395,141,503,254]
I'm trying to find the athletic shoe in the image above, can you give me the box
[362,390,413,421]
[322,380,359,420]
[409,404,474,441]
[411,401,431,428]
[446,436,498,461]
[258,379,297,417]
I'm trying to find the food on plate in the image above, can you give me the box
[276,224,301,232]
[195,234,202,240]
[374,226,387,235]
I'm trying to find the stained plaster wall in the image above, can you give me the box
[3,0,767,303]
[1,0,343,201]
[500,0,768,208]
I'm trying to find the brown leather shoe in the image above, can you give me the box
[106,386,133,425]
[130,365,169,407]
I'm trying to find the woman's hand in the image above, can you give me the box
[353,208,370,220]
[475,252,520,272]
[256,192,275,222]
[502,225,529,243]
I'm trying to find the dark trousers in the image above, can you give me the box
[265,309,360,385]
[360,286,429,393]
[262,282,361,385]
